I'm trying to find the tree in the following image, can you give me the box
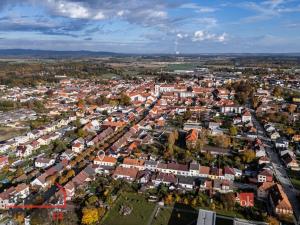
[168,132,176,146]
[173,129,179,141]
[164,194,173,205]
[96,95,108,106]
[287,104,297,114]
[266,216,280,225]
[183,110,192,121]
[78,128,87,138]
[212,135,231,148]
[77,98,85,108]
[86,195,99,206]
[81,207,99,225]
[272,86,283,98]
[45,173,57,186]
[251,96,261,109]
[220,193,235,210]
[229,125,238,136]
[203,152,213,163]
[13,212,25,224]
[66,169,75,178]
[53,140,67,153]
[15,167,24,177]
[285,127,295,136]
[119,93,131,106]
[242,150,256,163]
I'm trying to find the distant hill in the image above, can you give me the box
[0,49,299,59]
[0,49,124,59]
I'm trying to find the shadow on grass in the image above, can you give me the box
[167,203,198,225]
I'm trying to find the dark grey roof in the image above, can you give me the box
[145,160,158,166]
[177,175,196,185]
[190,163,200,170]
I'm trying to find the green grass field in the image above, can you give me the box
[101,192,156,225]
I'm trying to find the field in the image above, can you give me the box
[151,204,198,225]
[167,63,199,71]
[0,127,27,142]
[101,192,156,225]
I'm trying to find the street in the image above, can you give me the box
[251,112,300,224]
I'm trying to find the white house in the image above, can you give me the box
[35,158,55,168]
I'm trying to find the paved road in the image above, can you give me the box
[251,113,300,223]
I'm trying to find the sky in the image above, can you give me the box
[0,0,300,54]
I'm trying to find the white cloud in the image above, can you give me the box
[241,0,300,22]
[195,17,218,28]
[176,33,188,39]
[192,30,227,42]
[93,12,105,20]
[55,1,90,19]
[180,3,217,13]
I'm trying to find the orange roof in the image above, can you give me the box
[0,156,8,164]
[243,111,251,116]
[258,181,274,191]
[113,166,138,178]
[199,166,210,175]
[73,142,82,148]
[94,156,117,164]
[186,129,198,142]
[103,121,126,127]
[128,142,138,150]
[123,158,145,166]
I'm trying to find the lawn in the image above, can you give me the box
[151,204,198,225]
[101,192,156,225]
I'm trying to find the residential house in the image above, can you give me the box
[0,183,30,209]
[275,137,289,149]
[94,155,117,167]
[209,168,224,180]
[257,182,274,199]
[242,111,252,123]
[136,170,152,184]
[121,158,145,170]
[157,162,189,176]
[112,166,138,182]
[270,132,280,140]
[16,145,33,158]
[269,184,293,215]
[60,149,76,160]
[258,156,270,165]
[35,157,55,168]
[189,162,200,177]
[0,156,8,169]
[258,170,273,183]
[152,172,177,187]
[199,166,210,178]
[282,153,300,170]
[213,179,233,193]
[224,167,235,181]
[177,176,195,190]
[144,160,158,171]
